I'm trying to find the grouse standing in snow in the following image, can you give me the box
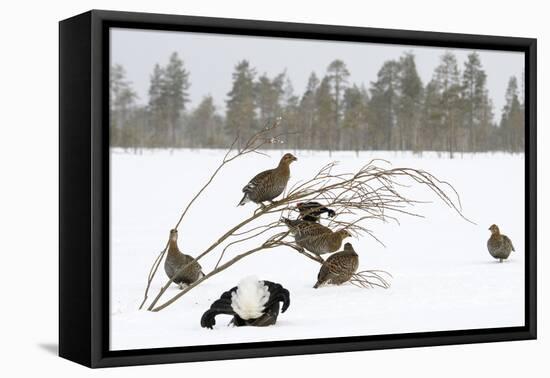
[283,218,351,255]
[200,276,290,329]
[164,229,204,289]
[314,242,359,288]
[297,201,336,222]
[487,224,515,262]
[238,153,297,206]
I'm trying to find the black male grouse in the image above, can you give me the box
[297,201,336,222]
[201,276,290,329]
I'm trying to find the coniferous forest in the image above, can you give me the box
[110,51,525,156]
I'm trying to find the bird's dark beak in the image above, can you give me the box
[292,156,298,162]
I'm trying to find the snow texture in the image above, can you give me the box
[110,149,525,351]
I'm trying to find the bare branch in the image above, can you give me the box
[141,123,473,312]
[350,270,393,289]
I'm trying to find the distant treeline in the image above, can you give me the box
[110,51,525,156]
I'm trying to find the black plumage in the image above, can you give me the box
[201,277,290,329]
[297,201,336,222]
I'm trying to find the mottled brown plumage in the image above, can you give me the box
[164,229,204,289]
[238,153,297,206]
[283,218,351,255]
[487,224,515,262]
[314,243,359,288]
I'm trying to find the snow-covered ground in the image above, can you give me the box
[110,149,525,351]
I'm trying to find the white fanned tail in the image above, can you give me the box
[230,276,270,320]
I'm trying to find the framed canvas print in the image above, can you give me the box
[59,10,537,368]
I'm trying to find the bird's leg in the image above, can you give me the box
[178,282,188,290]
[295,245,324,264]
[254,203,267,215]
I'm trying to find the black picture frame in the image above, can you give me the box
[59,9,537,368]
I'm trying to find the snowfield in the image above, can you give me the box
[110,149,525,351]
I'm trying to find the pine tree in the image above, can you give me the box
[315,76,335,152]
[186,95,224,147]
[419,80,444,152]
[432,52,462,158]
[342,84,369,154]
[281,76,301,150]
[299,72,320,150]
[255,72,285,128]
[327,60,350,149]
[226,60,257,143]
[110,64,137,146]
[396,53,423,151]
[461,52,492,152]
[148,64,167,146]
[368,60,400,150]
[500,76,524,152]
[163,52,190,146]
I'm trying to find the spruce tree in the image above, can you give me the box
[226,60,257,143]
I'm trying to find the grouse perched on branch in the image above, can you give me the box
[297,201,336,222]
[487,224,515,262]
[314,242,359,288]
[200,276,290,329]
[238,153,297,206]
[164,229,204,289]
[283,218,351,255]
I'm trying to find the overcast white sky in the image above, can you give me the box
[111,28,524,120]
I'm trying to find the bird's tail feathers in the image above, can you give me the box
[232,276,270,320]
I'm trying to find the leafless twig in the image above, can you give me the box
[350,270,393,289]
[141,121,472,312]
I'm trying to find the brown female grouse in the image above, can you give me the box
[487,224,515,262]
[283,218,351,255]
[314,242,359,288]
[238,153,297,206]
[164,229,204,289]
